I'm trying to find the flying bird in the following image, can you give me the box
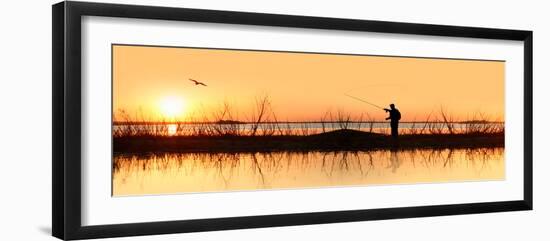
[189,78,207,86]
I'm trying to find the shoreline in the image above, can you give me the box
[113,129,504,154]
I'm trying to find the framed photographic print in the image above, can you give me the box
[52,1,533,240]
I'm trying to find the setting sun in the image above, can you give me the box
[112,44,507,197]
[114,45,504,122]
[159,96,185,119]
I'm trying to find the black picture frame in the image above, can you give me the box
[52,1,533,240]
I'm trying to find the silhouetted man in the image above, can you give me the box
[384,104,401,138]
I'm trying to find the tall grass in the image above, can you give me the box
[113,97,504,138]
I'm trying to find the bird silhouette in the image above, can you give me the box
[189,78,207,86]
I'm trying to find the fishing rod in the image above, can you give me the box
[344,94,385,110]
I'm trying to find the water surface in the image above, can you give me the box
[113,122,503,136]
[113,148,504,196]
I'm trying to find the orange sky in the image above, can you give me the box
[113,45,504,122]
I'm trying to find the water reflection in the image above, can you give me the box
[167,124,177,136]
[113,148,504,196]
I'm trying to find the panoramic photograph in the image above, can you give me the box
[112,44,505,196]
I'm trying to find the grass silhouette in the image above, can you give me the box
[113,97,504,153]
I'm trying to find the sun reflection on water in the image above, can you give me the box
[167,124,177,136]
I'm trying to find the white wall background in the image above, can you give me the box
[0,0,547,240]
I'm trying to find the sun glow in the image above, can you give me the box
[159,96,185,119]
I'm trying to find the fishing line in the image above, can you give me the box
[344,94,385,110]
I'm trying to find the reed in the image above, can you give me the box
[113,98,504,138]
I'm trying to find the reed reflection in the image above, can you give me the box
[113,148,504,196]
